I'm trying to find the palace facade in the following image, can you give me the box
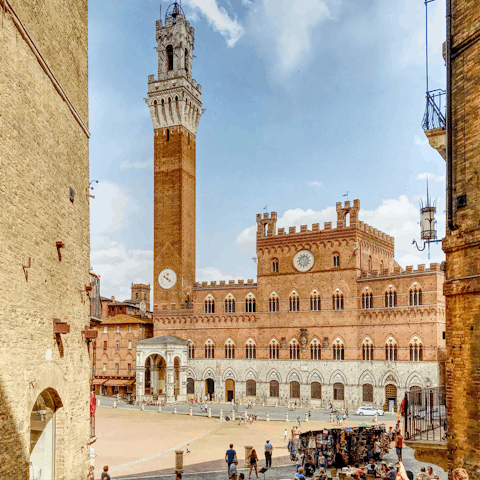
[135,3,446,409]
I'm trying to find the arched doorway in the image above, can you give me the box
[386,384,397,410]
[30,389,62,480]
[187,378,195,398]
[290,381,300,398]
[145,354,166,397]
[205,378,215,400]
[225,378,235,402]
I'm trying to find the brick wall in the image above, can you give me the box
[444,0,480,476]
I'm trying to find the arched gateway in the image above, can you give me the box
[136,335,189,403]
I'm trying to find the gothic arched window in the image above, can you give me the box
[290,339,300,360]
[224,295,235,313]
[310,291,321,311]
[205,339,215,359]
[332,340,345,360]
[289,291,300,312]
[410,338,424,361]
[204,295,215,314]
[245,294,256,313]
[362,338,373,360]
[310,339,321,360]
[269,339,279,359]
[409,287,423,306]
[225,339,235,359]
[269,293,279,312]
[385,338,398,361]
[245,339,256,359]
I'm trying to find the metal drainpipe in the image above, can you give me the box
[446,0,458,231]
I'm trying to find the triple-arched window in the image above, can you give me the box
[269,339,279,359]
[410,288,423,306]
[332,293,344,310]
[362,292,373,309]
[289,292,300,312]
[362,339,373,361]
[385,290,397,308]
[245,294,256,313]
[224,295,235,313]
[290,339,300,360]
[385,338,398,361]
[269,293,279,312]
[332,340,345,360]
[410,338,423,361]
[245,339,256,359]
[311,339,321,360]
[310,291,321,311]
[204,295,215,313]
[225,339,235,359]
[205,339,215,359]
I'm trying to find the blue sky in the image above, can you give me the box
[89,0,447,303]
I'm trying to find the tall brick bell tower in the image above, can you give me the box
[146,2,203,316]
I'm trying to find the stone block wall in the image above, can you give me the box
[0,1,90,478]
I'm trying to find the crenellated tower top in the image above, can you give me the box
[145,2,203,135]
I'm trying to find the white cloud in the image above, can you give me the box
[236,196,445,268]
[185,0,244,47]
[307,180,323,187]
[417,172,445,182]
[246,0,334,74]
[119,159,153,170]
[90,236,153,302]
[90,181,129,234]
[196,266,245,282]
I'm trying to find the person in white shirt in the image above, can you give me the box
[284,429,288,441]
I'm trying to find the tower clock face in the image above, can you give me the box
[293,250,315,272]
[158,268,177,290]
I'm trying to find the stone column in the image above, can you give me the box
[136,365,146,399]
[305,412,309,422]
[266,412,269,422]
[178,365,187,402]
[175,450,184,474]
[244,446,253,467]
[285,413,289,422]
[151,365,158,395]
[189,407,192,416]
[220,409,223,421]
[166,366,175,404]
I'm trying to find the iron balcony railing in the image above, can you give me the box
[422,89,446,131]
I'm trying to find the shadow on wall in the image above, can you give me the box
[0,380,29,479]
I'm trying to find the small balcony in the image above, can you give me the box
[422,90,446,160]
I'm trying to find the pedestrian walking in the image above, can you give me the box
[101,466,111,480]
[308,411,311,421]
[345,408,348,419]
[284,428,288,441]
[186,443,191,455]
[226,443,237,475]
[395,431,404,462]
[229,460,238,480]
[248,448,259,478]
[264,439,273,468]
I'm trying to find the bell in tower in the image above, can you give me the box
[146,2,204,316]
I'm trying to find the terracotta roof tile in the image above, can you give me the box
[101,314,152,325]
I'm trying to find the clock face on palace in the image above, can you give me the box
[293,250,315,272]
[158,268,177,290]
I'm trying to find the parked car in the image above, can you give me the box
[356,406,384,416]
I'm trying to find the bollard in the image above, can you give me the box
[208,408,211,418]
[276,401,278,408]
[141,404,145,411]
[285,412,288,422]
[266,412,269,422]
[232,410,235,421]
[174,406,177,414]
[97,399,101,406]
[158,405,162,412]
[244,446,253,467]
[262,402,265,407]
[175,450,184,474]
[189,407,193,416]
[220,409,223,421]
[305,413,309,422]
[113,401,117,409]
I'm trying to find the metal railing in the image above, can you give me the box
[422,89,446,131]
[404,386,446,442]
